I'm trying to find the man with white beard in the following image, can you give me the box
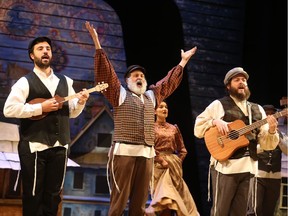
[85,21,197,216]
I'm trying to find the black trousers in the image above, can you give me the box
[18,141,67,216]
[255,177,281,216]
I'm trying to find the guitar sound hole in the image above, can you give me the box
[228,130,239,140]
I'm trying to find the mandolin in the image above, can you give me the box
[28,82,108,120]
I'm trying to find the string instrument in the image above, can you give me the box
[28,82,108,120]
[204,108,287,162]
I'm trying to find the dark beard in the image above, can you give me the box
[34,57,51,69]
[229,86,251,101]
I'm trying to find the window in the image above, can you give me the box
[279,177,288,209]
[94,210,101,216]
[73,171,84,189]
[63,207,71,216]
[95,175,109,194]
[97,133,112,148]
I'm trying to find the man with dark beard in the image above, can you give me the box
[3,36,89,216]
[85,21,197,216]
[194,67,279,216]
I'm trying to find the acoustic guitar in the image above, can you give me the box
[28,82,108,120]
[204,108,287,162]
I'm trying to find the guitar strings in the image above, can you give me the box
[216,109,287,142]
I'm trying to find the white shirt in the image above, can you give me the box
[194,96,279,174]
[3,68,85,152]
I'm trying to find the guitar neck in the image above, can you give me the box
[239,110,287,135]
[58,82,108,103]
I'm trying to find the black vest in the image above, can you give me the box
[20,72,70,146]
[257,132,283,173]
[219,96,262,160]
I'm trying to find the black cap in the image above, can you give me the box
[28,36,52,61]
[124,65,146,78]
[263,104,277,112]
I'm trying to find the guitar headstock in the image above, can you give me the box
[95,82,109,92]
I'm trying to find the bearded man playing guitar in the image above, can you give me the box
[194,67,280,216]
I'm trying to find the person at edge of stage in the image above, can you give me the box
[247,102,288,216]
[193,67,279,216]
[3,36,89,216]
[85,21,197,216]
[145,100,199,216]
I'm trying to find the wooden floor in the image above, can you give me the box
[0,199,62,216]
[0,206,22,216]
[0,199,22,216]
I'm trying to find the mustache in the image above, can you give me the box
[239,83,247,88]
[42,54,50,59]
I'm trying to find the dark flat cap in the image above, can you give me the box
[28,36,52,61]
[124,65,146,78]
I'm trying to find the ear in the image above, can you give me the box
[30,53,35,60]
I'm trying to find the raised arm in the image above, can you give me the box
[85,21,102,50]
[178,46,197,68]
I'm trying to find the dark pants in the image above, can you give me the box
[210,166,252,216]
[18,141,67,216]
[255,178,281,216]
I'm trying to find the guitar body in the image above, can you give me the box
[204,120,250,161]
[28,96,65,120]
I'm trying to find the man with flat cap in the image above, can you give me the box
[85,21,197,216]
[194,67,279,216]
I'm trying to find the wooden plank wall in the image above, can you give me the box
[0,0,126,98]
[0,0,126,140]
[175,1,246,215]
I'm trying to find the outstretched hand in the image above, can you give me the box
[85,21,101,49]
[181,46,197,60]
[179,46,197,68]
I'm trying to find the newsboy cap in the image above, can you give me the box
[223,67,249,85]
[124,65,146,78]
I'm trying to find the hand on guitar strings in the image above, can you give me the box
[266,115,278,134]
[41,98,60,113]
[212,119,229,136]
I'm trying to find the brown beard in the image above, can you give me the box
[228,86,251,101]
